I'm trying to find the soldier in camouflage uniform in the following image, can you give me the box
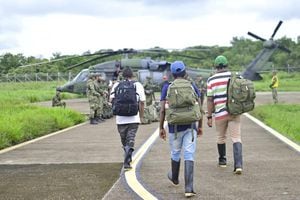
[52,89,66,108]
[195,75,207,105]
[86,73,100,124]
[143,76,155,106]
[94,74,107,122]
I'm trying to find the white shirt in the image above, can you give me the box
[110,80,146,124]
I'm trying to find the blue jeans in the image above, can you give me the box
[169,129,197,162]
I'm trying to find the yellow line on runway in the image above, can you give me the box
[124,125,165,200]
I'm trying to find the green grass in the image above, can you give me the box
[253,72,300,92]
[250,104,300,144]
[0,81,85,150]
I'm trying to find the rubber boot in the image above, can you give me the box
[218,143,227,167]
[95,117,102,123]
[184,160,196,197]
[167,159,180,186]
[233,142,243,174]
[124,146,134,170]
[90,118,98,125]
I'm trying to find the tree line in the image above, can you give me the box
[1,36,299,75]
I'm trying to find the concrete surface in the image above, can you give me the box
[1,92,300,200]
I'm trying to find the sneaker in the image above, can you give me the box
[234,168,242,175]
[185,191,196,198]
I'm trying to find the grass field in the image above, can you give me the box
[253,72,300,91]
[250,104,300,144]
[0,81,85,150]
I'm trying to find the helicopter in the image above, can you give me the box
[242,20,291,80]
[55,48,213,94]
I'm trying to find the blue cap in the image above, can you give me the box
[170,61,185,74]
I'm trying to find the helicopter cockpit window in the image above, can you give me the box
[72,70,89,82]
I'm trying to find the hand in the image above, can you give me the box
[207,118,213,127]
[197,127,203,137]
[159,128,166,141]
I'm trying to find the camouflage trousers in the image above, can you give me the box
[117,123,139,148]
[95,96,104,118]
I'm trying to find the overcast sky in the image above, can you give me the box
[0,0,299,58]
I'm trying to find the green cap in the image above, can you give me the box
[214,55,228,67]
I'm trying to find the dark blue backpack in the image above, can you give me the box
[112,80,139,116]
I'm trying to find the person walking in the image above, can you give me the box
[269,71,279,104]
[206,55,243,174]
[110,66,145,170]
[159,61,203,197]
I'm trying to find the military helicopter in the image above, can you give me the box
[55,48,213,94]
[242,20,291,80]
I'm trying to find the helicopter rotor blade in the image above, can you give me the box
[271,20,283,39]
[19,54,94,68]
[247,32,266,41]
[278,45,291,53]
[171,53,204,60]
[66,53,116,70]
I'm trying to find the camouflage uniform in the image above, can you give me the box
[195,75,207,105]
[52,91,66,108]
[143,77,155,106]
[94,75,106,122]
[86,75,100,124]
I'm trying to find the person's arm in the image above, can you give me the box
[192,83,203,136]
[159,100,167,141]
[139,101,144,119]
[207,96,214,127]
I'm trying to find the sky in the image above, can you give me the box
[0,0,299,58]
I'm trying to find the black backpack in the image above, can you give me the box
[112,80,139,116]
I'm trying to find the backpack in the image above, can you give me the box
[166,79,201,125]
[227,73,256,115]
[112,80,139,116]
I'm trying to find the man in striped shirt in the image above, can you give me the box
[206,55,243,175]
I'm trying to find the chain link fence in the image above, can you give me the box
[0,72,75,83]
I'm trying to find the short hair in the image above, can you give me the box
[173,70,186,78]
[122,66,133,78]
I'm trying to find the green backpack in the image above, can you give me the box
[166,79,201,125]
[227,73,256,115]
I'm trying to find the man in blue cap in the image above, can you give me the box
[159,61,203,197]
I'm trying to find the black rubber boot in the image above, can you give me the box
[233,142,243,174]
[184,160,196,197]
[124,146,134,170]
[90,118,98,125]
[218,143,227,167]
[167,159,180,186]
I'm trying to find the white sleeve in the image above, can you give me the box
[135,82,146,102]
[110,82,119,99]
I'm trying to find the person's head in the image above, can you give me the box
[272,71,277,76]
[214,55,228,70]
[197,75,203,80]
[170,61,186,78]
[162,75,168,81]
[122,66,133,79]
